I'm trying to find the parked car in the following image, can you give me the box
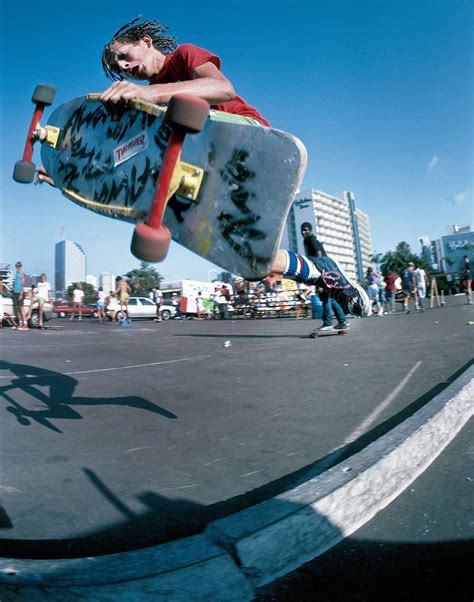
[1,286,53,328]
[53,302,99,319]
[112,296,177,321]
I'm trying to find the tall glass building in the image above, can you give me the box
[55,240,86,295]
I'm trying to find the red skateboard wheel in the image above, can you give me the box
[131,221,172,262]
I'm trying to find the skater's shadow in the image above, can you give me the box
[0,360,176,433]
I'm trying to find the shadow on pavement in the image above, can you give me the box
[1,359,472,560]
[0,360,177,434]
[256,536,473,601]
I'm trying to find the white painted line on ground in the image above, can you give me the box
[343,360,423,444]
[0,355,212,379]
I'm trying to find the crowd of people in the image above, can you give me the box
[364,262,429,316]
[363,255,472,315]
[0,262,52,330]
[1,253,472,330]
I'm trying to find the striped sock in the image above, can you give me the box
[282,251,320,282]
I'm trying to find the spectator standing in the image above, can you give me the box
[376,272,387,316]
[413,264,428,311]
[116,277,132,314]
[13,261,28,330]
[365,267,379,316]
[385,272,398,313]
[97,287,107,323]
[71,283,85,320]
[27,273,51,328]
[216,287,229,319]
[462,255,472,304]
[195,291,204,319]
[151,287,163,321]
[400,263,417,312]
[171,293,182,319]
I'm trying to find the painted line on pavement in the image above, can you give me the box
[343,360,422,444]
[0,355,212,379]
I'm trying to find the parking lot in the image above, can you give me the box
[1,298,472,561]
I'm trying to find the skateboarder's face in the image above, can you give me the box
[111,36,161,81]
[301,227,312,239]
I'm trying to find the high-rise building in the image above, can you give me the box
[55,240,86,295]
[281,189,373,283]
[99,272,116,293]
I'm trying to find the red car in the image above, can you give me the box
[53,302,99,318]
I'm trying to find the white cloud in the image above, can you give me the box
[450,190,471,205]
[427,154,439,170]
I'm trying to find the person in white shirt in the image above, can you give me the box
[413,265,428,311]
[96,287,107,323]
[151,287,163,321]
[71,283,85,321]
[27,273,51,328]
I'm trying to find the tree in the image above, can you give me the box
[380,242,432,278]
[66,282,96,304]
[124,262,163,295]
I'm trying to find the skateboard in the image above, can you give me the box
[309,327,349,338]
[13,85,307,280]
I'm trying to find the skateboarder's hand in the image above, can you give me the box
[99,82,158,120]
[35,167,55,187]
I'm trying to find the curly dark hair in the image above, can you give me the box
[102,16,178,81]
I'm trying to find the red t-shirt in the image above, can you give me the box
[150,44,271,127]
[385,274,397,291]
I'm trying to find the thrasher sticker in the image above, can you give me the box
[113,132,149,166]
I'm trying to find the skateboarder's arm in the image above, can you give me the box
[99,62,235,109]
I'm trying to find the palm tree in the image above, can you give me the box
[124,262,163,295]
[380,242,432,278]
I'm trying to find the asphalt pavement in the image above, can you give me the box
[0,295,472,599]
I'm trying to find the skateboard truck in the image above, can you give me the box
[131,94,210,263]
[13,84,56,183]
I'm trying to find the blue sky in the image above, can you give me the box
[1,0,472,282]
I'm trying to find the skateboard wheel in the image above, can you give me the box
[165,94,209,133]
[131,222,172,262]
[13,160,36,183]
[32,84,56,106]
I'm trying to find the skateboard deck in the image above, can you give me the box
[40,95,307,279]
[309,327,349,338]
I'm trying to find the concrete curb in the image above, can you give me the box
[1,367,472,600]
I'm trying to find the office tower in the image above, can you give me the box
[55,240,86,295]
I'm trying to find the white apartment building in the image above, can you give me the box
[281,189,372,283]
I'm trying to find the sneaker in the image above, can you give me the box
[311,255,370,317]
[18,324,29,330]
[334,322,350,330]
[318,324,335,331]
